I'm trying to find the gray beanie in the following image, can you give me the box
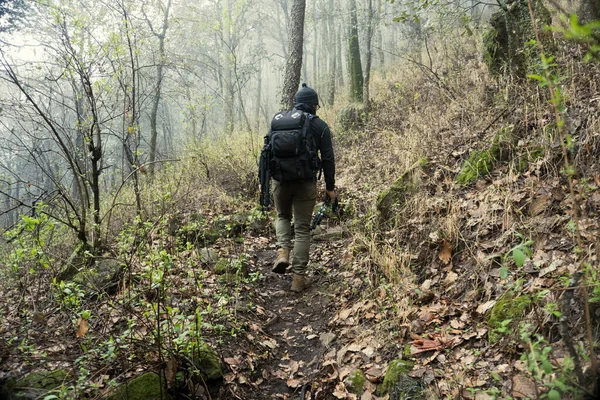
[293,83,319,106]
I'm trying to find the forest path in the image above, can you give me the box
[220,228,355,399]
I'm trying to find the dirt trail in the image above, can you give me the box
[221,236,347,399]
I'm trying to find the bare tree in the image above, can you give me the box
[144,0,172,176]
[0,8,105,252]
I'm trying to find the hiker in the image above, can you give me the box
[261,83,336,293]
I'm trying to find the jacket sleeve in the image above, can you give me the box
[318,122,336,191]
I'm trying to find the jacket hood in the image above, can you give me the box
[294,103,317,115]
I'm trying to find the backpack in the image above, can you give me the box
[263,109,320,183]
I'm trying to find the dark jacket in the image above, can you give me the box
[294,103,336,191]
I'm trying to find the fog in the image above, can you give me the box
[0,0,494,229]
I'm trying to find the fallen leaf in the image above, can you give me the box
[320,332,336,347]
[512,374,537,398]
[333,382,347,398]
[444,271,458,285]
[439,241,452,264]
[165,356,177,388]
[348,342,364,352]
[286,378,302,388]
[362,346,375,358]
[76,318,89,338]
[476,300,496,314]
[339,308,352,320]
[450,319,464,329]
[365,366,384,382]
[410,338,443,354]
[224,357,240,366]
[261,338,278,349]
[224,373,236,383]
[288,360,299,377]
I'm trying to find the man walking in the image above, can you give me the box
[265,83,336,293]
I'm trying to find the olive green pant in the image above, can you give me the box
[273,180,317,274]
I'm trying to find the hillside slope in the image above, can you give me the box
[1,24,600,400]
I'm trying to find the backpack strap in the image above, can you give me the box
[302,113,322,180]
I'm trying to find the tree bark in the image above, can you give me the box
[312,23,318,87]
[278,0,291,58]
[348,0,363,102]
[363,0,374,107]
[280,0,306,110]
[326,0,336,105]
[223,0,235,132]
[256,57,263,131]
[146,0,172,176]
[336,23,344,88]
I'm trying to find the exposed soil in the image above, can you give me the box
[214,237,353,399]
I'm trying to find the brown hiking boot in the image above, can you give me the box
[272,248,290,274]
[290,273,311,293]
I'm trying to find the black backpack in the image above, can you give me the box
[263,109,320,183]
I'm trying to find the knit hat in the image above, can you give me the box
[294,83,319,106]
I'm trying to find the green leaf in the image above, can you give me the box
[527,74,545,82]
[513,249,527,267]
[547,389,561,400]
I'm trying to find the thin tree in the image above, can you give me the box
[280,0,306,110]
[363,0,374,107]
[326,0,337,105]
[144,0,172,177]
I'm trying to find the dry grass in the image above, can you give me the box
[336,26,600,338]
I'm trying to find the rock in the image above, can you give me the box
[72,258,121,292]
[483,0,552,80]
[106,372,173,400]
[199,247,218,264]
[201,229,221,246]
[214,213,248,237]
[57,242,89,281]
[194,347,223,382]
[377,158,427,219]
[377,360,423,399]
[177,218,221,247]
[455,129,513,186]
[312,226,344,241]
[5,369,70,399]
[344,370,366,395]
[338,103,367,131]
[214,258,232,275]
[487,291,532,344]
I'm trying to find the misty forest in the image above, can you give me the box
[1,0,600,398]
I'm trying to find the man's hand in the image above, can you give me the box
[326,190,336,202]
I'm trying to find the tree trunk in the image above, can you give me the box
[348,0,363,102]
[121,3,143,219]
[326,0,336,105]
[312,23,318,87]
[147,0,172,176]
[280,0,306,110]
[256,57,263,132]
[223,0,235,132]
[336,23,344,88]
[363,0,374,107]
[278,0,291,58]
